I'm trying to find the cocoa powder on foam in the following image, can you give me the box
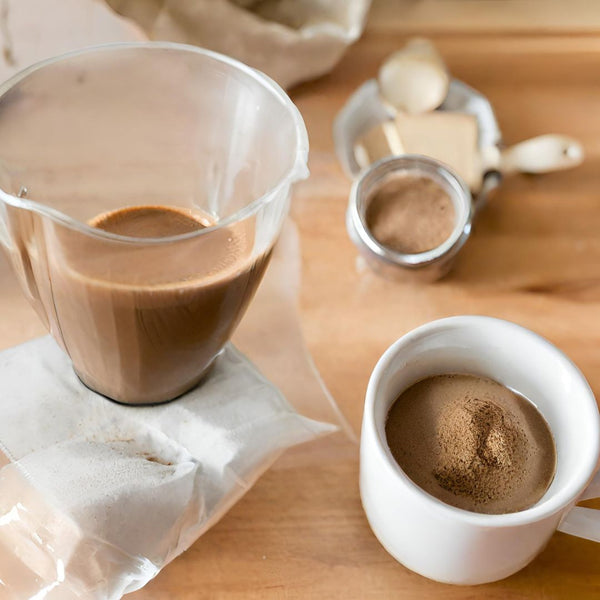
[385,374,556,514]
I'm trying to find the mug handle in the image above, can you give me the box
[557,470,600,542]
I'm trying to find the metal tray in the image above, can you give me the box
[333,78,503,209]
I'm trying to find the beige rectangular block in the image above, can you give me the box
[395,111,481,190]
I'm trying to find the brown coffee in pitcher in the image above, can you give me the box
[48,205,271,405]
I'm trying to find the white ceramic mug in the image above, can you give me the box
[360,316,600,585]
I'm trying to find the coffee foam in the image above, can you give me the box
[52,206,260,291]
[385,374,557,514]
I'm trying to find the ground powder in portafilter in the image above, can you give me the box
[366,174,455,254]
[385,374,556,514]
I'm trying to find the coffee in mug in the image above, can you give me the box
[385,373,556,514]
[360,316,600,584]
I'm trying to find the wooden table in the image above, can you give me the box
[128,2,600,598]
[1,1,598,598]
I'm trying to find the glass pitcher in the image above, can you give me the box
[0,43,308,404]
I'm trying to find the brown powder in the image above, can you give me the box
[366,174,455,254]
[385,374,556,514]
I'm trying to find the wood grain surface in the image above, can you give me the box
[0,0,597,598]
[127,2,600,598]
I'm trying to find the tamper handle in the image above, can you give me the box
[483,134,584,175]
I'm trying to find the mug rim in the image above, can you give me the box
[365,315,600,527]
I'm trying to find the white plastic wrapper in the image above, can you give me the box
[0,339,334,598]
[0,221,344,598]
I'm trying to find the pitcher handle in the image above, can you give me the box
[557,469,600,543]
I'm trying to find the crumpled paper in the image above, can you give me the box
[0,0,370,90]
[104,0,372,88]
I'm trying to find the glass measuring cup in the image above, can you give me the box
[0,43,308,405]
